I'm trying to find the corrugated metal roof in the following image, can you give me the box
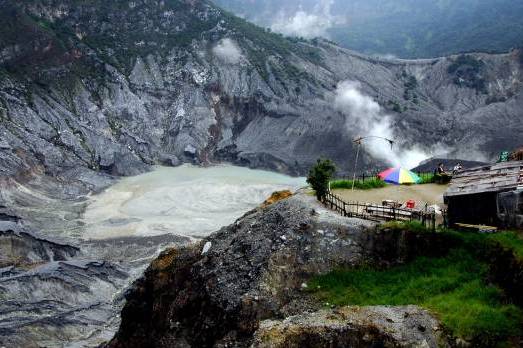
[444,160,523,197]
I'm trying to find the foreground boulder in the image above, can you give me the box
[108,192,448,347]
[252,306,443,348]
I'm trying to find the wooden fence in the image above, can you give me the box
[321,191,437,231]
[335,171,380,183]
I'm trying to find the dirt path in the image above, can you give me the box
[333,184,448,207]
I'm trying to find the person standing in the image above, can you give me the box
[452,163,463,175]
[437,163,446,175]
[435,163,451,184]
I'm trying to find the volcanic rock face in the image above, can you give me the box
[0,0,522,179]
[0,229,79,268]
[0,259,128,347]
[108,192,448,348]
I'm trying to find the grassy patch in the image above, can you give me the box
[309,249,522,344]
[417,172,435,184]
[390,223,523,260]
[438,228,523,261]
[486,231,523,260]
[380,220,429,234]
[330,178,387,190]
[330,173,434,190]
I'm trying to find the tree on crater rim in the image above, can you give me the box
[307,158,336,200]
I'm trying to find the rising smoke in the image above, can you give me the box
[212,38,243,64]
[334,81,432,169]
[270,0,343,39]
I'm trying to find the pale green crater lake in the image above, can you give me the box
[84,164,306,240]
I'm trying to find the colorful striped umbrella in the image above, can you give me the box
[378,167,422,185]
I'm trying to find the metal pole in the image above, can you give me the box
[352,142,361,191]
[350,136,393,191]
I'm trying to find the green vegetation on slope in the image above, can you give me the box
[309,249,522,344]
[309,222,523,345]
[380,220,430,234]
[1,0,323,88]
[447,55,487,93]
[488,231,523,260]
[388,222,523,261]
[220,9,322,85]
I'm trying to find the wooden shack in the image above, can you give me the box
[444,161,523,229]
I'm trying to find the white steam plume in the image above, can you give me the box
[270,0,343,39]
[334,81,432,169]
[212,38,243,64]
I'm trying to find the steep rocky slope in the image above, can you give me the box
[0,0,522,180]
[108,191,523,347]
[108,192,450,347]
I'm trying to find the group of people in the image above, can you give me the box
[435,162,462,183]
[437,162,463,176]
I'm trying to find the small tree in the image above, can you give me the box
[307,159,336,200]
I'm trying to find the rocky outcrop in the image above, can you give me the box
[261,190,293,207]
[252,306,444,348]
[0,229,79,268]
[108,192,450,347]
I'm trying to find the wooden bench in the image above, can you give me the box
[382,200,402,208]
[454,223,498,233]
[365,204,418,221]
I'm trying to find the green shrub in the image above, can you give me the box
[417,172,435,184]
[403,74,418,101]
[392,102,402,113]
[404,75,418,90]
[307,159,336,200]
